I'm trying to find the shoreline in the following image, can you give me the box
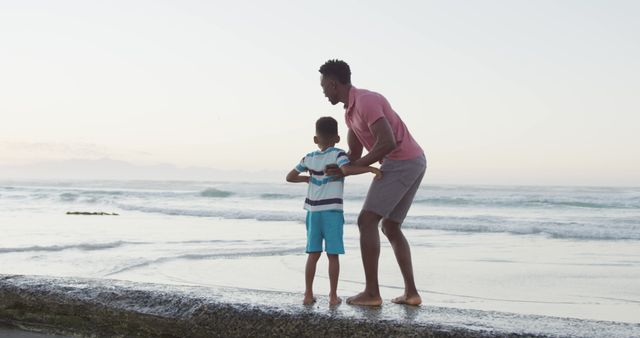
[1,275,639,337]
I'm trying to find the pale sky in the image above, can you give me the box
[1,1,639,185]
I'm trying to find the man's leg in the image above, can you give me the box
[381,219,422,305]
[346,210,383,306]
[304,252,321,305]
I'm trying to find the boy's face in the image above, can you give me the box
[320,75,339,105]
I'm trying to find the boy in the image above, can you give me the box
[286,116,381,305]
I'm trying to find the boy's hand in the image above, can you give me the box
[372,168,383,180]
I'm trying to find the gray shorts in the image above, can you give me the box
[362,153,426,223]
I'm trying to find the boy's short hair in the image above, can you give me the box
[319,59,351,85]
[316,116,338,137]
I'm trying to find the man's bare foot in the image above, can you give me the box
[303,295,317,305]
[346,291,382,306]
[329,295,342,306]
[391,293,422,306]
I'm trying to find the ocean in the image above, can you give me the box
[1,179,639,326]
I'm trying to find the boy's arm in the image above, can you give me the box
[286,169,310,183]
[339,164,382,179]
[287,156,309,183]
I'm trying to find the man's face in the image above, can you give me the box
[320,75,339,105]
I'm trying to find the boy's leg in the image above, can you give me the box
[327,253,342,305]
[304,252,322,305]
[305,211,324,305]
[322,211,344,306]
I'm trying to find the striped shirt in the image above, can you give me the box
[295,147,350,211]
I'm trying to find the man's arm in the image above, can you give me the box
[351,117,396,167]
[286,169,309,183]
[347,128,363,162]
[340,165,382,180]
[325,130,364,177]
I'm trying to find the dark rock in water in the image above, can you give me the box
[66,211,119,216]
[0,275,638,338]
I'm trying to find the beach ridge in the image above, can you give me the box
[0,274,637,338]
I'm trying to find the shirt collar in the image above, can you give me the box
[345,86,357,113]
[319,146,334,153]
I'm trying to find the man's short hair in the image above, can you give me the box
[319,59,351,85]
[316,116,338,136]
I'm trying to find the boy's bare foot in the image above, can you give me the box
[391,293,422,306]
[303,295,317,305]
[329,296,342,306]
[346,291,382,306]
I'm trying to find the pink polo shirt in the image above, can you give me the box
[345,86,423,161]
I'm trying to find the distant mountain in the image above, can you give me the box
[0,158,281,182]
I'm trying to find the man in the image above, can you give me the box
[319,59,426,306]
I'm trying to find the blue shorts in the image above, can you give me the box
[305,210,345,255]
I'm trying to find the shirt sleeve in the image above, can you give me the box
[295,156,307,172]
[357,93,385,127]
[336,151,350,168]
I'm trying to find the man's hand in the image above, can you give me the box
[325,164,343,177]
[371,167,383,180]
